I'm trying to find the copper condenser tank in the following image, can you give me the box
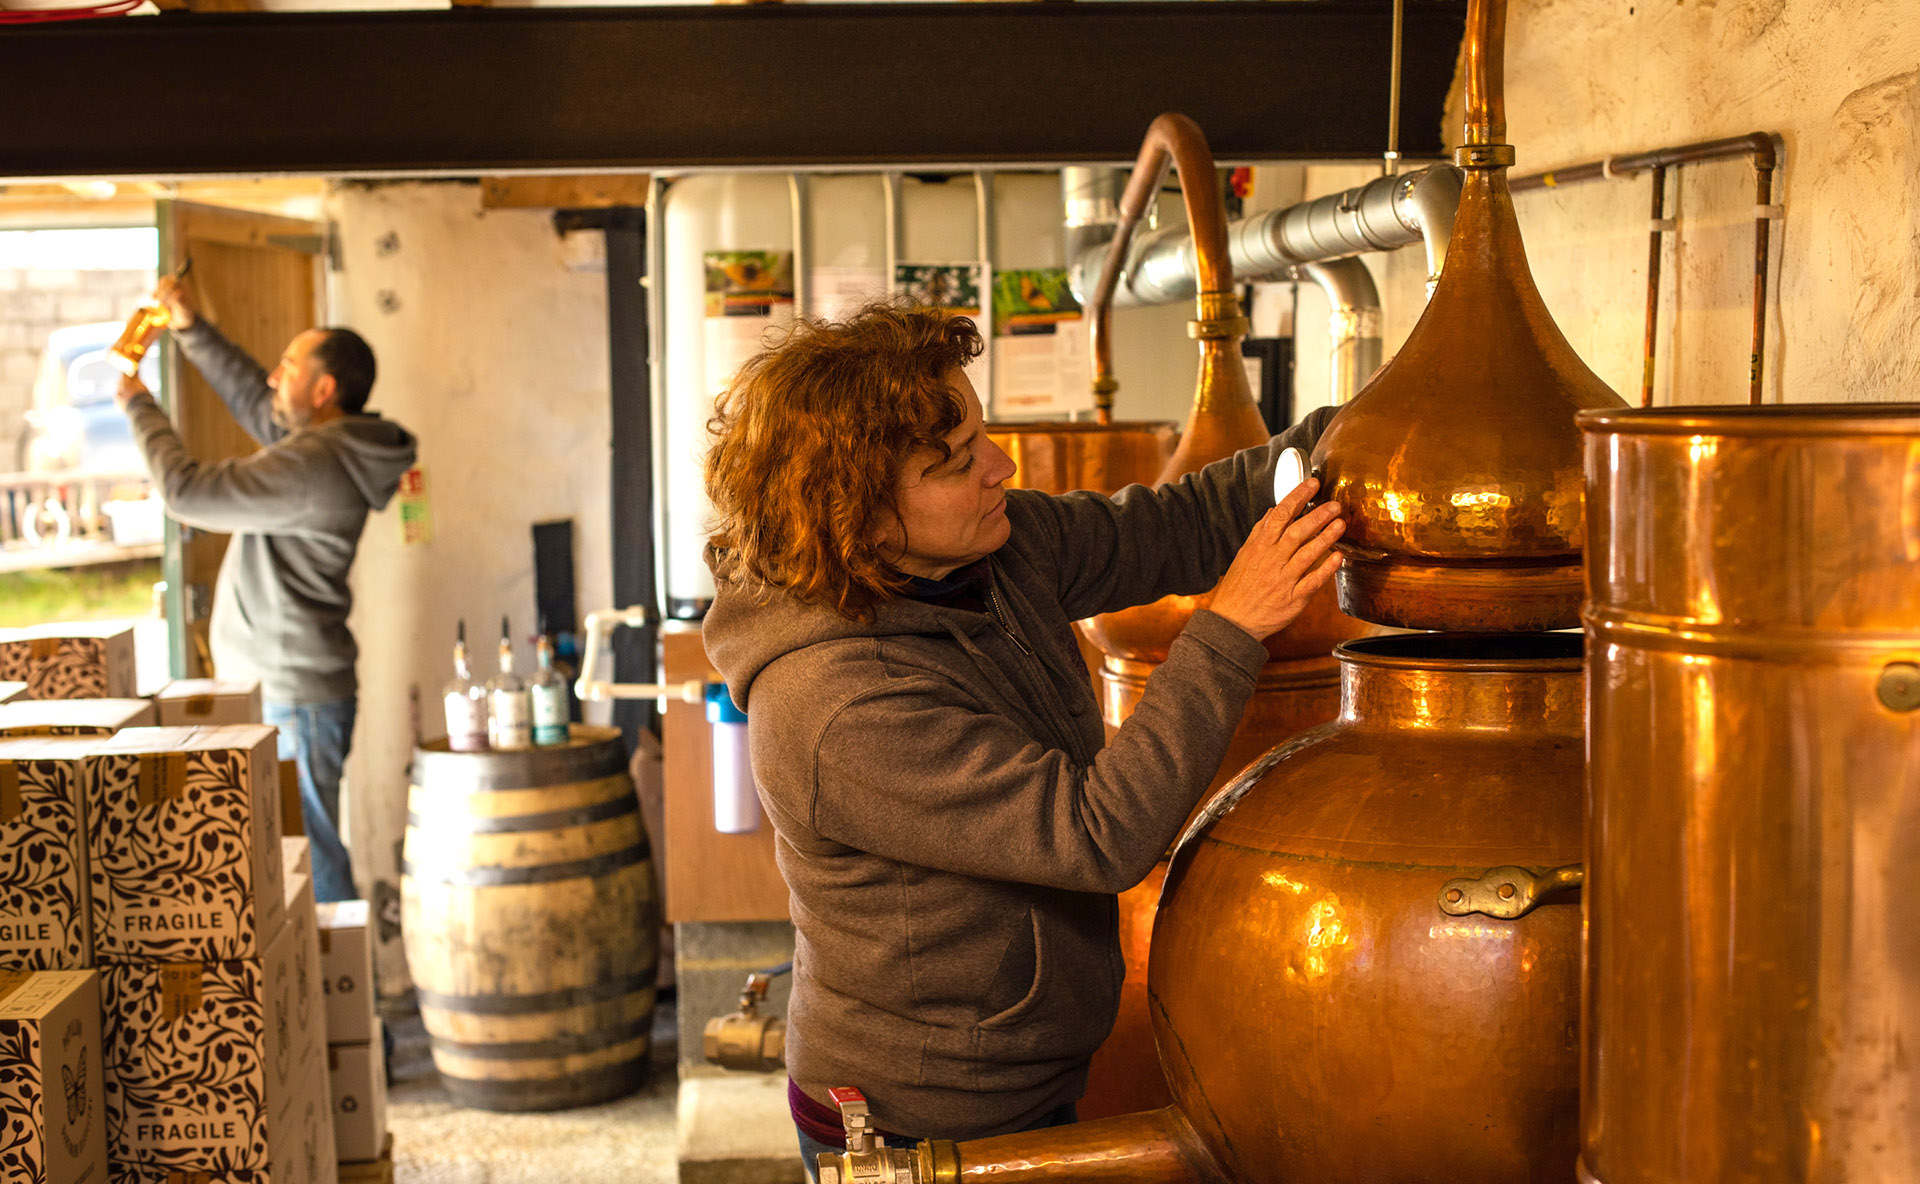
[1580,405,1920,1184]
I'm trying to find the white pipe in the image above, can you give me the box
[574,606,706,706]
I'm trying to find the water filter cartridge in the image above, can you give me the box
[706,683,760,834]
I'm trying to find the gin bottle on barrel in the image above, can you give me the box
[442,619,489,752]
[529,629,570,747]
[486,615,533,751]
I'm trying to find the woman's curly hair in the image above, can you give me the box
[705,301,985,622]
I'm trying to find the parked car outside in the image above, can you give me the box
[17,321,157,474]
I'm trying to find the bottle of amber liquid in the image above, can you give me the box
[107,257,192,378]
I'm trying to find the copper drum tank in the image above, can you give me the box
[989,421,1176,499]
[1579,405,1920,1184]
[1147,632,1585,1183]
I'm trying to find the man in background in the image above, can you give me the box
[116,279,416,903]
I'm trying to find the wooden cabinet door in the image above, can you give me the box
[156,200,324,678]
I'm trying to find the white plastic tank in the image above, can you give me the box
[660,173,795,617]
[805,173,888,322]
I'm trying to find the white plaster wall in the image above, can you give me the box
[330,182,613,996]
[1356,0,1920,407]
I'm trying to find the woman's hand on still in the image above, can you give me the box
[1210,478,1345,643]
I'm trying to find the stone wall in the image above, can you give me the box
[0,268,152,461]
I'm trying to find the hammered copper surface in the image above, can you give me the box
[1309,0,1626,631]
[934,1107,1221,1184]
[1580,406,1920,1184]
[989,421,1176,498]
[1150,633,1585,1184]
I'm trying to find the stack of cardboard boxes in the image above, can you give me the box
[0,627,340,1183]
[318,900,388,1175]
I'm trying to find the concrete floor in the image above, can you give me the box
[384,1000,680,1184]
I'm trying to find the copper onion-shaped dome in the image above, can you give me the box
[1309,0,1627,632]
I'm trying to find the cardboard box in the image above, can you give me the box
[326,1021,387,1164]
[0,969,109,1184]
[282,874,325,1077]
[314,901,372,1045]
[0,681,26,704]
[106,1063,337,1184]
[0,738,98,971]
[0,698,157,738]
[0,624,137,701]
[282,837,310,880]
[101,914,301,1169]
[278,761,302,838]
[153,681,263,728]
[87,726,285,963]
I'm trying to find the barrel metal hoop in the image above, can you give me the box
[415,972,656,1016]
[411,732,628,791]
[430,1014,655,1061]
[437,1059,650,1113]
[403,840,649,887]
[406,794,636,835]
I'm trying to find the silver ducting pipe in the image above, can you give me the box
[1303,258,1383,405]
[1069,163,1461,308]
[1062,166,1123,269]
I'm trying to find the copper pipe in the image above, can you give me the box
[1509,132,1780,405]
[1461,0,1507,145]
[925,1107,1222,1184]
[1641,165,1666,408]
[1086,112,1243,423]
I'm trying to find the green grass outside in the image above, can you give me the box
[0,559,162,628]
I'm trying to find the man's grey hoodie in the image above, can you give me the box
[125,320,417,704]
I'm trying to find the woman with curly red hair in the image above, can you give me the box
[702,303,1344,1175]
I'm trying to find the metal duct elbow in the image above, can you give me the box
[1302,258,1384,405]
[1071,164,1461,310]
[1063,166,1123,268]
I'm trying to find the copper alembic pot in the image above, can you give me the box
[1309,0,1627,632]
[1078,112,1368,788]
[1581,405,1920,1184]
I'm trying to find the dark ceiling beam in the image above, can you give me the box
[0,2,1466,177]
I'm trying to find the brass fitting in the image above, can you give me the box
[1454,143,1518,169]
[816,1088,936,1184]
[1187,290,1249,341]
[701,968,788,1073]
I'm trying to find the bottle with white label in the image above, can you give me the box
[529,632,570,747]
[442,619,489,752]
[486,615,532,751]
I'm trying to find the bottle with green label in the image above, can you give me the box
[529,631,571,747]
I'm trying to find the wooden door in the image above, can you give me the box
[155,200,324,678]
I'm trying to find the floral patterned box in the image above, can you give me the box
[280,875,324,1080]
[87,727,285,963]
[0,738,99,972]
[107,1069,336,1184]
[0,698,157,738]
[0,625,137,701]
[0,969,108,1184]
[153,681,263,729]
[101,913,301,1169]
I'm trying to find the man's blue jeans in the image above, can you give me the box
[264,698,358,903]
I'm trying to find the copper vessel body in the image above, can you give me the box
[1310,0,1627,632]
[1580,406,1920,1184]
[989,421,1177,501]
[1150,633,1586,1184]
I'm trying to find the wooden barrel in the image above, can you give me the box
[402,725,660,1111]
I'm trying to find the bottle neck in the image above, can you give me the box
[536,640,553,672]
[498,643,515,675]
[453,643,471,681]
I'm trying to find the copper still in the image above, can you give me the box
[1077,111,1367,779]
[1309,0,1627,632]
[1580,406,1920,1184]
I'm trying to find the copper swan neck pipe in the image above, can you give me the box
[1462,0,1508,147]
[921,1106,1222,1184]
[1087,111,1242,424]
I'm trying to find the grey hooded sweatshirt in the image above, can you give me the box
[126,320,417,704]
[702,407,1335,1142]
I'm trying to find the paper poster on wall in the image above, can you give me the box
[895,261,990,398]
[808,265,889,324]
[704,250,796,397]
[989,268,1091,417]
[396,467,431,545]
